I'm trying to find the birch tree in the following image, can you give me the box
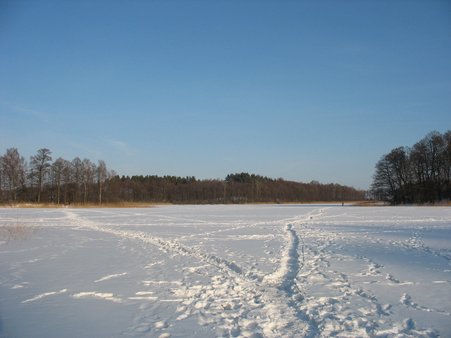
[97,160,107,204]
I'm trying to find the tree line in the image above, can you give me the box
[0,148,112,205]
[0,148,365,205]
[371,130,451,204]
[109,173,364,204]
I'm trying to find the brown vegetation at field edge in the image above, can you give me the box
[0,202,159,208]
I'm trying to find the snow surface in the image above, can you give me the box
[0,205,450,337]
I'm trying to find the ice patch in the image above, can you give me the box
[22,289,67,303]
[136,291,155,295]
[143,280,183,286]
[11,282,29,289]
[94,272,128,283]
[72,292,122,303]
[128,296,158,301]
[128,291,158,301]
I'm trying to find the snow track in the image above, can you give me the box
[1,206,450,337]
[62,208,449,337]
[263,223,300,290]
[63,209,321,337]
[65,210,254,281]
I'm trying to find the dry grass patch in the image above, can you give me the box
[1,202,160,208]
[352,200,388,206]
[0,224,39,241]
[68,202,160,208]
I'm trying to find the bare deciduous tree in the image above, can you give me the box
[30,148,52,203]
[0,148,26,201]
[372,130,451,204]
[82,159,95,204]
[51,158,65,205]
[61,159,72,204]
[97,160,107,204]
[71,157,83,203]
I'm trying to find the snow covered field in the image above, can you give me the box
[1,205,450,338]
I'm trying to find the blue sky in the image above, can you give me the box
[1,0,450,189]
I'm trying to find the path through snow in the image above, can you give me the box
[1,205,450,337]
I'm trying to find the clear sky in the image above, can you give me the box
[1,0,450,189]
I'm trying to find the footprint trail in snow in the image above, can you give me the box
[1,205,450,337]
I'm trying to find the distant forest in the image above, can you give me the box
[371,130,451,204]
[0,148,364,205]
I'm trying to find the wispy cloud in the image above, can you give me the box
[107,139,137,157]
[0,98,52,122]
[65,138,137,161]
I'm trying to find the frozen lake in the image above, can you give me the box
[1,205,450,337]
